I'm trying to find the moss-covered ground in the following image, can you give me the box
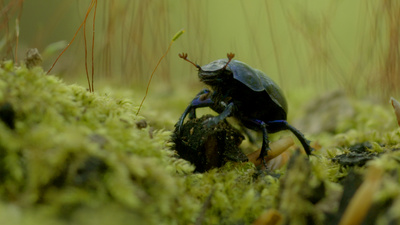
[1,61,400,225]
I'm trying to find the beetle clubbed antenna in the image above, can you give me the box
[222,52,235,70]
[179,53,201,69]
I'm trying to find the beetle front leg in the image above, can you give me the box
[176,89,214,133]
[188,89,211,119]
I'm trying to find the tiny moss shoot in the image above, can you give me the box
[136,29,185,116]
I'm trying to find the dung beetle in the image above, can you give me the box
[176,52,313,163]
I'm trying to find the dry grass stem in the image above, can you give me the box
[247,136,294,167]
[338,165,383,225]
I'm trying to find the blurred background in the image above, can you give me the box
[1,0,399,116]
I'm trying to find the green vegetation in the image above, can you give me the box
[2,1,400,224]
[1,61,400,225]
[0,62,196,224]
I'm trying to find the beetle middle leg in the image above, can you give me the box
[203,102,234,128]
[241,118,271,166]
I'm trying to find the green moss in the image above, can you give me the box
[2,61,400,224]
[0,62,196,224]
[183,162,280,224]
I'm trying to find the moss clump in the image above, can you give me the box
[0,61,196,224]
[183,162,281,224]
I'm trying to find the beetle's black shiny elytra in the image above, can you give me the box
[177,53,313,163]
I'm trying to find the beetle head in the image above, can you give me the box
[179,53,235,85]
[199,53,235,85]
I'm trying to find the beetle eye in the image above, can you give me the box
[222,52,235,70]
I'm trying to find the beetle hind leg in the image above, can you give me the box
[285,123,313,156]
[267,120,313,156]
[242,119,271,166]
[259,122,270,167]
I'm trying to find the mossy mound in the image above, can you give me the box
[0,61,197,224]
[1,61,400,224]
[0,62,284,225]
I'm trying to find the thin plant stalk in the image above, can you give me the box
[136,29,185,116]
[47,0,97,93]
